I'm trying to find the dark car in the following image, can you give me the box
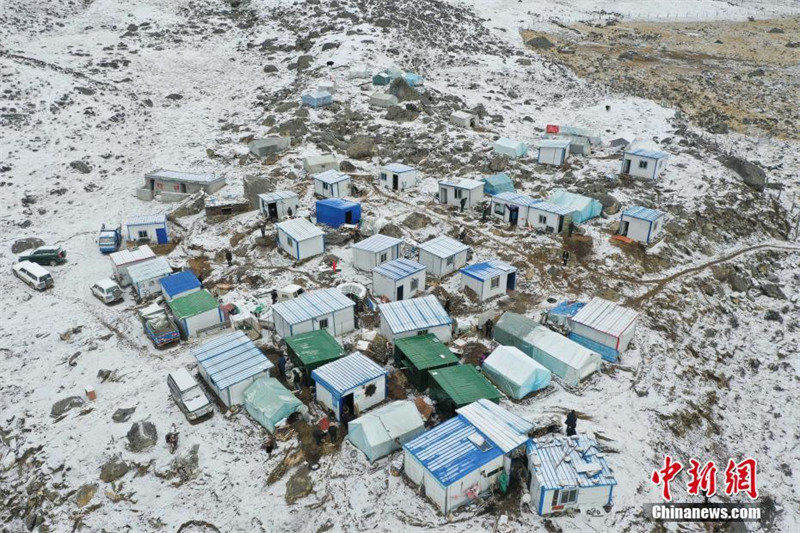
[19,246,67,266]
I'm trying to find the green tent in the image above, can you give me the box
[427,365,500,412]
[243,377,304,433]
[394,334,459,390]
[285,329,344,372]
[168,289,219,320]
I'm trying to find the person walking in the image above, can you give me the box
[225,249,233,266]
[277,355,287,381]
[565,410,577,437]
[562,249,570,267]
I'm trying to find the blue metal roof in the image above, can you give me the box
[379,295,452,334]
[491,191,541,208]
[159,270,201,298]
[528,435,617,490]
[373,258,425,281]
[622,205,665,222]
[532,201,574,216]
[626,148,669,159]
[317,198,358,210]
[311,352,387,394]
[460,260,516,282]
[192,331,274,391]
[549,300,586,317]
[352,234,403,253]
[403,415,503,486]
[271,288,355,326]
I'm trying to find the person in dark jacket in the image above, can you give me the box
[225,249,233,266]
[565,410,577,437]
[562,249,570,267]
[277,355,287,380]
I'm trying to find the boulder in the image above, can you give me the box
[69,160,92,174]
[112,407,136,423]
[50,396,85,418]
[99,456,130,482]
[346,135,374,160]
[526,36,554,49]
[11,237,44,254]
[402,212,430,230]
[285,467,313,504]
[721,155,766,191]
[387,77,419,102]
[126,421,158,452]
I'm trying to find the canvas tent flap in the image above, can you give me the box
[243,377,304,432]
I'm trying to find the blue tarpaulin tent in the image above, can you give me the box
[548,189,602,224]
[482,173,514,196]
[316,198,361,228]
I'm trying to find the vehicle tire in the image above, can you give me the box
[49,260,55,266]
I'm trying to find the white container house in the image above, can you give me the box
[271,287,356,339]
[552,126,600,156]
[168,289,223,338]
[403,400,533,514]
[620,148,669,180]
[567,297,639,363]
[379,163,419,191]
[248,136,291,157]
[450,110,477,128]
[347,400,426,462]
[313,169,351,198]
[193,331,274,407]
[378,295,453,343]
[109,245,156,287]
[528,435,617,516]
[488,192,571,233]
[459,260,518,301]
[417,235,470,277]
[275,218,325,261]
[140,169,226,201]
[372,258,426,302]
[303,154,338,175]
[125,214,169,244]
[127,257,173,300]
[536,138,571,166]
[311,352,388,421]
[351,234,403,271]
[370,91,398,108]
[493,137,528,158]
[438,178,484,210]
[258,191,299,221]
[618,206,666,245]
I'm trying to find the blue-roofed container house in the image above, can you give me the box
[311,352,388,421]
[159,270,201,301]
[459,260,517,301]
[482,173,514,196]
[417,235,470,277]
[527,435,617,515]
[275,218,325,261]
[379,162,419,191]
[567,297,639,363]
[316,198,361,228]
[351,234,403,271]
[618,206,666,245]
[301,90,333,108]
[193,331,274,407]
[378,294,452,343]
[488,192,571,233]
[271,287,355,339]
[372,258,426,302]
[621,147,669,180]
[403,400,534,514]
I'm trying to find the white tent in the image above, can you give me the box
[482,346,551,399]
[347,400,425,462]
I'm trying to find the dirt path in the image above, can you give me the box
[0,50,118,90]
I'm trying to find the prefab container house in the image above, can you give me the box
[311,352,388,421]
[303,154,338,175]
[493,137,528,158]
[193,330,274,408]
[168,289,223,338]
[347,400,426,462]
[493,312,601,386]
[316,198,361,228]
[370,91,398,108]
[482,173,514,196]
[482,345,551,399]
[489,192,571,233]
[271,287,356,339]
[528,435,617,516]
[621,148,669,180]
[243,377,305,433]
[394,333,459,390]
[285,329,344,375]
[459,260,517,301]
[417,235,470,277]
[301,90,333,108]
[548,189,603,225]
[427,365,500,412]
[248,136,291,157]
[313,169,351,198]
[352,234,403,271]
[109,245,156,287]
[552,126,600,156]
[258,191,299,221]
[567,297,639,363]
[275,218,325,261]
[160,270,201,301]
[379,295,453,343]
[450,111,477,128]
[372,258,426,302]
[403,400,533,514]
[140,169,226,201]
[125,214,169,244]
[379,162,419,191]
[128,257,173,300]
[536,138,571,166]
[618,206,666,245]
[438,178,484,210]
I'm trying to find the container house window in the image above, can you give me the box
[493,203,505,215]
[559,489,578,504]
[381,172,387,180]
[380,252,388,262]
[138,230,148,239]
[410,278,419,290]
[538,215,547,224]
[454,189,463,199]
[323,182,329,190]
[318,318,329,329]
[446,256,454,266]
[483,466,503,477]
[286,236,294,246]
[638,160,648,169]
[490,276,500,289]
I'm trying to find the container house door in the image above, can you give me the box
[392,174,399,190]
[508,206,519,226]
[619,220,629,236]
[622,158,631,174]
[267,202,278,219]
[155,227,168,244]
[506,272,516,291]
[440,188,448,203]
[345,210,353,224]
[396,285,404,301]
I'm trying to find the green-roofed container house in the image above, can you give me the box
[167,289,223,338]
[427,364,500,414]
[285,329,345,379]
[394,334,459,390]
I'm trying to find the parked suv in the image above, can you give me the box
[91,278,123,304]
[167,368,213,421]
[19,246,67,266]
[13,261,53,291]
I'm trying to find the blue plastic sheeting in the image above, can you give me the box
[316,199,361,228]
[403,72,424,86]
[547,189,603,224]
[301,91,333,108]
[549,301,586,318]
[568,331,620,363]
[403,416,503,486]
[160,270,200,299]
[482,173,514,196]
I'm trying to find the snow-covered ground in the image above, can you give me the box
[1,0,799,531]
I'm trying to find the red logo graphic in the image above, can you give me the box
[724,458,758,499]
[651,455,683,501]
[651,456,758,501]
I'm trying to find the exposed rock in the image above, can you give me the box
[69,160,92,174]
[721,155,767,191]
[50,396,85,418]
[295,55,313,71]
[126,421,158,452]
[285,467,313,504]
[387,76,419,102]
[526,36,554,49]
[728,272,752,293]
[402,211,431,229]
[157,444,200,486]
[488,154,509,172]
[760,283,786,300]
[99,456,130,482]
[243,175,276,208]
[339,160,356,172]
[346,135,374,159]
[263,64,278,73]
[11,237,44,253]
[112,407,136,423]
[75,483,98,508]
[385,105,418,122]
[379,223,403,238]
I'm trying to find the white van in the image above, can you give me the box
[91,278,123,304]
[13,261,53,291]
[167,368,213,421]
